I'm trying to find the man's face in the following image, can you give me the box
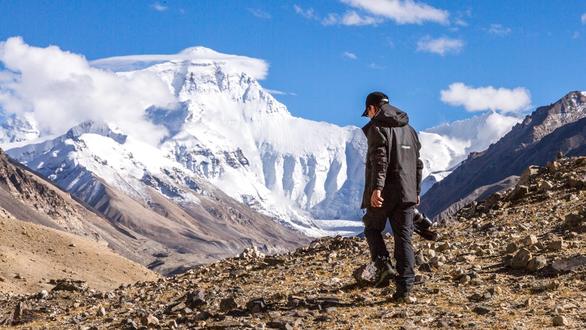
[366,105,377,118]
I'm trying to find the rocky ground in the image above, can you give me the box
[1,157,586,329]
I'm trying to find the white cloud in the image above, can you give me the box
[296,1,447,26]
[582,13,586,24]
[488,24,511,36]
[151,2,168,12]
[266,89,296,96]
[340,0,449,25]
[322,11,383,26]
[368,63,385,70]
[453,18,468,27]
[417,36,463,56]
[440,83,532,113]
[294,5,318,20]
[248,8,271,20]
[342,51,358,60]
[91,46,269,80]
[451,9,471,28]
[0,37,176,144]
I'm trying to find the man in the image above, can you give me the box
[361,91,423,302]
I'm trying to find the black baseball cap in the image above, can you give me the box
[362,91,389,117]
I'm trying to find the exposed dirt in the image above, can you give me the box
[0,211,158,295]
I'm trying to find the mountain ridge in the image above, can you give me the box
[421,91,586,218]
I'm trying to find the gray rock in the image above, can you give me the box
[472,306,491,315]
[220,297,238,312]
[142,314,159,326]
[186,290,206,308]
[552,315,568,327]
[526,256,547,272]
[246,298,267,314]
[547,239,564,251]
[352,263,377,286]
[551,255,586,273]
[96,306,106,317]
[521,234,538,246]
[35,290,49,300]
[50,279,88,292]
[511,248,532,269]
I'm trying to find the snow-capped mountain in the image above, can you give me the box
[132,52,367,224]
[0,45,522,237]
[0,112,40,144]
[418,112,522,194]
[421,91,586,219]
[6,119,310,273]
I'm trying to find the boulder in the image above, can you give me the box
[526,256,547,272]
[510,249,532,269]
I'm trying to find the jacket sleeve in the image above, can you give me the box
[367,125,388,191]
[415,130,423,195]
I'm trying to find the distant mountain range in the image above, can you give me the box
[0,47,521,231]
[0,145,306,275]
[421,91,586,219]
[1,46,582,275]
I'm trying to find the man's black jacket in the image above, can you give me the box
[361,103,423,209]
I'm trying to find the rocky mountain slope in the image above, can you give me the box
[0,143,309,275]
[2,156,584,329]
[421,91,586,218]
[0,211,157,295]
[0,148,159,264]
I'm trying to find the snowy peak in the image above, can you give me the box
[0,112,40,144]
[144,60,289,117]
[65,120,127,144]
[419,112,522,185]
[92,46,269,80]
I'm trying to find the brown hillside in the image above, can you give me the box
[0,211,158,295]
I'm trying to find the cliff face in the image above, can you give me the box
[2,157,585,328]
[421,91,586,218]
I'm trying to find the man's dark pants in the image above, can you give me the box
[363,201,415,293]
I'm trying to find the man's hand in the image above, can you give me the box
[370,189,384,208]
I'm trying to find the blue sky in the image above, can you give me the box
[1,0,585,131]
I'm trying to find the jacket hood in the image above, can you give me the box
[361,103,409,136]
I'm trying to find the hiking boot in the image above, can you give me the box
[373,257,397,288]
[391,291,415,304]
